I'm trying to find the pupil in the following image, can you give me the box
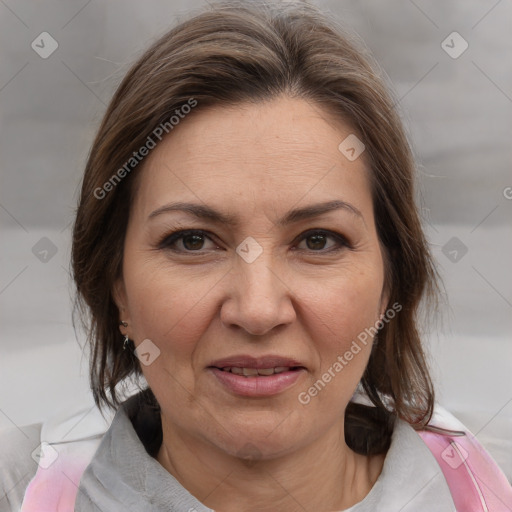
[307,234,326,250]
[183,234,204,250]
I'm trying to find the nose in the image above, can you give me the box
[220,252,297,336]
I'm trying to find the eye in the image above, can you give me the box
[159,229,219,252]
[295,229,350,253]
[158,228,350,255]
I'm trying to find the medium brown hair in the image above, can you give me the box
[72,0,438,455]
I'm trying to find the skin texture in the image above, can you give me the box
[115,96,389,511]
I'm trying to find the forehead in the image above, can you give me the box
[132,96,372,219]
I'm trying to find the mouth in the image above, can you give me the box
[215,366,303,377]
[209,355,306,371]
[207,355,307,397]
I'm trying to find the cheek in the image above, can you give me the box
[298,264,384,396]
[122,255,218,363]
[122,266,215,406]
[306,263,384,337]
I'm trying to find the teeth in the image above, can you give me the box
[256,368,275,376]
[220,367,292,376]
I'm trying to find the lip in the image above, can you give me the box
[207,355,307,397]
[209,355,305,370]
[209,367,306,397]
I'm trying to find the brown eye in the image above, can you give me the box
[182,233,206,251]
[305,233,328,250]
[295,230,349,253]
[159,229,219,252]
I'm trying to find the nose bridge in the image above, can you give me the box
[238,238,282,298]
[239,248,279,295]
[222,238,295,335]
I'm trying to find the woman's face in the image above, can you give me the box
[115,96,388,459]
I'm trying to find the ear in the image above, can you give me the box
[378,284,391,320]
[113,278,131,327]
[378,245,393,320]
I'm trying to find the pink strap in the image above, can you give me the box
[419,430,512,511]
[21,438,99,512]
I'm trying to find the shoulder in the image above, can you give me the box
[0,399,114,512]
[418,405,512,511]
[0,423,41,512]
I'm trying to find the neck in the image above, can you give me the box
[156,417,384,512]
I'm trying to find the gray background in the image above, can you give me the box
[1,0,511,478]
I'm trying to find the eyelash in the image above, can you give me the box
[157,228,351,255]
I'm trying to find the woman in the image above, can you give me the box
[2,1,511,510]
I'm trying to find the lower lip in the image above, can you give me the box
[209,368,305,397]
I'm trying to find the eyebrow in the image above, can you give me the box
[148,199,363,226]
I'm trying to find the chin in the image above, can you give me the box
[213,415,308,460]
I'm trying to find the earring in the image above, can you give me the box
[119,321,129,350]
